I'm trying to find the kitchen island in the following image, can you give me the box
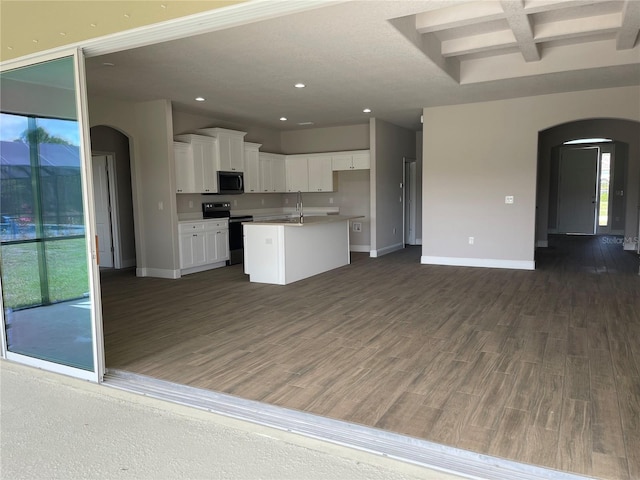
[243,215,362,285]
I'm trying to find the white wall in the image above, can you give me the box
[89,95,180,278]
[422,85,640,269]
[371,119,416,256]
[280,124,369,154]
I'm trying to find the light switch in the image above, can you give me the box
[505,196,514,204]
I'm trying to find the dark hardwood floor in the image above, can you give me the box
[101,235,640,479]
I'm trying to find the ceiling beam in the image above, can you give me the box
[415,1,505,33]
[523,0,613,15]
[500,0,540,61]
[617,0,640,49]
[441,30,517,57]
[534,12,621,42]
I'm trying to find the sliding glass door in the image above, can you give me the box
[0,52,103,380]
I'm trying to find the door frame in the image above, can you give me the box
[403,157,417,246]
[92,152,122,268]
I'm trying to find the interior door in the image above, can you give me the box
[557,147,599,234]
[92,155,114,268]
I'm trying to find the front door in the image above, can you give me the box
[557,147,599,234]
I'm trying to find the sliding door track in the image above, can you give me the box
[104,370,589,480]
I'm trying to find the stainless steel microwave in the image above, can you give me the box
[217,171,244,194]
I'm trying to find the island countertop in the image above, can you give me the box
[248,215,363,227]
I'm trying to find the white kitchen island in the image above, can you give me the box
[243,215,362,285]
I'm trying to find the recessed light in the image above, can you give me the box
[195,97,205,102]
[90,23,97,27]
[59,32,67,37]
[124,13,130,18]
[280,117,288,121]
[363,108,372,113]
[7,46,13,50]
[32,39,39,43]
[161,4,167,8]
[297,122,314,126]
[294,83,306,88]
[103,62,115,67]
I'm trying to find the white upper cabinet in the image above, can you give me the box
[258,152,286,193]
[285,156,309,192]
[174,135,218,193]
[332,150,370,171]
[174,142,195,193]
[244,142,262,193]
[197,128,247,172]
[307,155,333,192]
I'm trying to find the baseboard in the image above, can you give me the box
[421,256,535,271]
[181,261,227,276]
[624,241,638,252]
[350,245,371,253]
[370,242,404,258]
[536,240,548,248]
[136,267,181,279]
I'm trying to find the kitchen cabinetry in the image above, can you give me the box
[174,135,218,193]
[179,219,229,274]
[285,156,309,192]
[244,142,262,193]
[307,155,333,192]
[332,150,370,171]
[197,128,247,172]
[259,152,286,193]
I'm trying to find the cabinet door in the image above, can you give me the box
[175,143,196,193]
[180,232,206,268]
[285,157,309,192]
[271,156,286,192]
[351,152,370,170]
[331,154,352,171]
[218,134,244,172]
[244,147,260,193]
[259,155,273,192]
[192,140,218,193]
[215,229,229,261]
[308,155,333,192]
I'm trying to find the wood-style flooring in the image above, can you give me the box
[101,235,640,480]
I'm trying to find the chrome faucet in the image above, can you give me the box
[296,190,304,223]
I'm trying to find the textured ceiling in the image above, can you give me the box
[78,1,639,131]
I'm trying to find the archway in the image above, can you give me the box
[535,118,640,272]
[89,125,136,269]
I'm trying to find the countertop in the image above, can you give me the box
[248,215,363,227]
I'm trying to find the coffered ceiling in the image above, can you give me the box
[7,0,639,131]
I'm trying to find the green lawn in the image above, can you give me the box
[1,238,89,309]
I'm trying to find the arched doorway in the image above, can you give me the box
[536,118,640,272]
[89,126,136,269]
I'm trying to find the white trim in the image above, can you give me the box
[421,256,535,271]
[0,1,333,68]
[92,152,122,269]
[104,370,592,480]
[349,245,371,253]
[5,354,98,382]
[536,240,549,248]
[370,243,404,258]
[136,267,181,279]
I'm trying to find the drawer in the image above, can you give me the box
[179,222,207,233]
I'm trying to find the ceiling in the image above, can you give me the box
[76,1,640,131]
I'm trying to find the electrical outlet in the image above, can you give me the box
[233,199,237,207]
[188,200,193,208]
[261,198,264,205]
[158,201,164,211]
[393,227,397,235]
[284,198,288,204]
[505,195,514,204]
[353,222,362,232]
[329,197,334,204]
[469,236,474,245]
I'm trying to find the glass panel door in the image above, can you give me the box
[0,53,102,379]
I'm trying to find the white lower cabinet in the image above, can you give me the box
[179,220,229,274]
